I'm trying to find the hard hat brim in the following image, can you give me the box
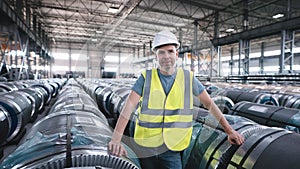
[152,43,180,52]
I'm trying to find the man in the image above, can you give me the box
[108,30,244,169]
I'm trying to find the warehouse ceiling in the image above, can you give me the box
[26,0,300,55]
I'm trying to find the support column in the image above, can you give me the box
[87,43,91,78]
[15,0,23,18]
[178,28,184,68]
[40,50,43,78]
[279,30,294,73]
[279,0,294,74]
[214,12,221,77]
[243,40,250,74]
[218,47,221,77]
[100,49,106,78]
[69,43,71,72]
[289,31,294,72]
[132,47,136,74]
[238,40,242,75]
[14,26,19,80]
[50,55,53,78]
[133,48,136,59]
[38,22,41,39]
[239,39,250,75]
[26,0,31,27]
[143,43,146,57]
[230,48,234,75]
[259,42,265,74]
[44,56,47,78]
[149,41,152,55]
[210,46,221,77]
[118,48,121,77]
[34,45,37,79]
[27,41,32,77]
[33,14,37,34]
[241,0,250,75]
[280,30,285,73]
[192,21,198,72]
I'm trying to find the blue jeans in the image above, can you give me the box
[139,150,182,169]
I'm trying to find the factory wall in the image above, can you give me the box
[50,47,142,78]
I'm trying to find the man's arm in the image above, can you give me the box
[108,90,141,156]
[197,90,245,145]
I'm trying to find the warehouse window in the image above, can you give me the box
[53,53,69,60]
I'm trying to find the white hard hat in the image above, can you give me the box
[152,30,180,51]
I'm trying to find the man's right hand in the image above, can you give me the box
[108,140,128,157]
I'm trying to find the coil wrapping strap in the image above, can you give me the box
[65,114,72,168]
[215,126,263,169]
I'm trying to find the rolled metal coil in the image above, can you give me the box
[0,110,140,169]
[107,87,131,119]
[229,101,300,132]
[31,83,53,105]
[50,78,67,91]
[185,111,300,169]
[0,82,19,92]
[19,87,44,113]
[95,86,114,118]
[0,91,33,144]
[220,127,300,169]
[84,83,104,101]
[183,110,256,169]
[280,94,300,109]
[31,85,49,109]
[0,105,11,145]
[194,95,234,114]
[223,90,279,106]
[48,90,108,126]
[211,96,234,114]
[206,85,220,94]
[48,81,60,97]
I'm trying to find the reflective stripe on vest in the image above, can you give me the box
[134,68,193,151]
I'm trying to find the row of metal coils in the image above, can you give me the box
[204,82,300,133]
[75,78,300,169]
[0,79,66,147]
[0,79,140,169]
[1,78,300,169]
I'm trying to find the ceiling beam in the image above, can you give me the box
[212,16,300,46]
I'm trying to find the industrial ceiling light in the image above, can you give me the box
[52,38,56,44]
[30,51,36,57]
[272,13,284,19]
[225,28,235,33]
[96,30,102,34]
[108,6,119,13]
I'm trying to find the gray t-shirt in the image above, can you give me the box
[131,69,205,97]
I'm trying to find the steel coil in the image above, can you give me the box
[224,90,279,106]
[0,79,140,169]
[229,101,300,132]
[0,105,11,145]
[0,91,33,144]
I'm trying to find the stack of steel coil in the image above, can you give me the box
[0,79,140,169]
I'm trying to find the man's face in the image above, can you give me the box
[155,45,178,72]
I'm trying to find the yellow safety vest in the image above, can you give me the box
[134,68,193,151]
